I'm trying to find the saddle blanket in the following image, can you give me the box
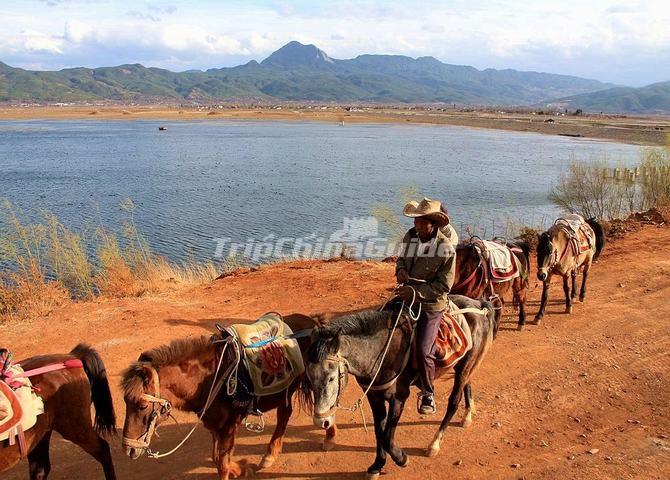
[475,239,521,282]
[556,215,594,254]
[434,301,473,368]
[228,313,305,397]
[0,365,45,444]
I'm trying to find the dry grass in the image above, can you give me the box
[0,199,219,321]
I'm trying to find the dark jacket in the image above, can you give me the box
[395,227,456,311]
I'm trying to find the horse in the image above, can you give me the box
[121,313,335,480]
[534,217,605,323]
[0,344,117,479]
[452,239,531,331]
[306,295,495,479]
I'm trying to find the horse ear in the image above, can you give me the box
[141,365,155,389]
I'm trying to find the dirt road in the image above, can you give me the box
[3,225,670,479]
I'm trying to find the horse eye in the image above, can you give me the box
[328,376,336,383]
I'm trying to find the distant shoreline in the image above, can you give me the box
[1,106,668,146]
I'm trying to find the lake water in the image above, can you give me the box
[0,120,641,262]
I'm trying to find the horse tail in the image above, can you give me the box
[513,240,532,288]
[296,373,314,415]
[70,343,117,437]
[586,218,606,261]
[481,299,498,340]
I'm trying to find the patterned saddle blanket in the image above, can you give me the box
[0,350,45,447]
[409,300,473,369]
[226,313,305,397]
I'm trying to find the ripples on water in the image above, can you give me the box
[0,120,641,262]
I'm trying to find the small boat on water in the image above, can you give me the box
[158,126,167,131]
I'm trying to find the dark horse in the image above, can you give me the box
[306,295,495,479]
[535,217,605,323]
[452,239,531,331]
[121,313,335,480]
[0,344,117,479]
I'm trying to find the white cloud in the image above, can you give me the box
[0,0,668,85]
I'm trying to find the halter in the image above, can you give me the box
[122,367,173,453]
[313,353,350,421]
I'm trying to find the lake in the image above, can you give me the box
[0,119,641,262]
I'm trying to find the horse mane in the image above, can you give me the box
[307,309,391,363]
[121,335,212,401]
[536,230,553,267]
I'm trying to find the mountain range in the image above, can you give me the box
[0,41,667,112]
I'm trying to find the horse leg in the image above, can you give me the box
[213,417,245,480]
[571,270,578,302]
[59,427,115,480]
[563,275,572,313]
[534,274,552,324]
[28,431,52,480]
[580,261,591,302]
[427,364,468,457]
[366,393,388,480]
[323,424,337,452]
[462,383,475,427]
[515,283,527,331]
[259,400,292,469]
[382,381,410,468]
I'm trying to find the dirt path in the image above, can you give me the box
[3,226,670,479]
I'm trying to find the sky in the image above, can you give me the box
[1,0,669,87]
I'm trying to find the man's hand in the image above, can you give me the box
[396,268,409,284]
[395,285,414,302]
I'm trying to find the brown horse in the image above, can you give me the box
[452,239,531,331]
[121,313,335,480]
[534,217,605,323]
[0,344,117,479]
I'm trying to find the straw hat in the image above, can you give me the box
[402,198,450,227]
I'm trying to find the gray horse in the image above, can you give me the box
[306,295,495,479]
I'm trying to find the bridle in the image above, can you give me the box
[122,366,174,454]
[313,353,350,421]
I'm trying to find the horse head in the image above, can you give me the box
[536,230,557,281]
[120,361,173,459]
[305,327,347,430]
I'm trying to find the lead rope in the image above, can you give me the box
[147,337,238,459]
[345,287,420,432]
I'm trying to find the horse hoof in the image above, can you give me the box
[517,324,525,331]
[397,453,409,468]
[580,297,586,303]
[258,455,275,470]
[426,445,440,458]
[366,471,381,480]
[533,317,542,325]
[566,306,573,314]
[462,417,473,428]
[323,438,336,451]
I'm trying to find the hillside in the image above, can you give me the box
[551,81,670,113]
[0,41,614,105]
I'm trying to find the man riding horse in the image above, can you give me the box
[394,198,456,415]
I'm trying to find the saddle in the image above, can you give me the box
[0,349,45,453]
[471,238,521,282]
[555,215,594,256]
[223,313,305,398]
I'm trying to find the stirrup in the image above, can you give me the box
[244,409,265,433]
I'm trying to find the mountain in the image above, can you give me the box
[0,41,618,106]
[549,81,670,113]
